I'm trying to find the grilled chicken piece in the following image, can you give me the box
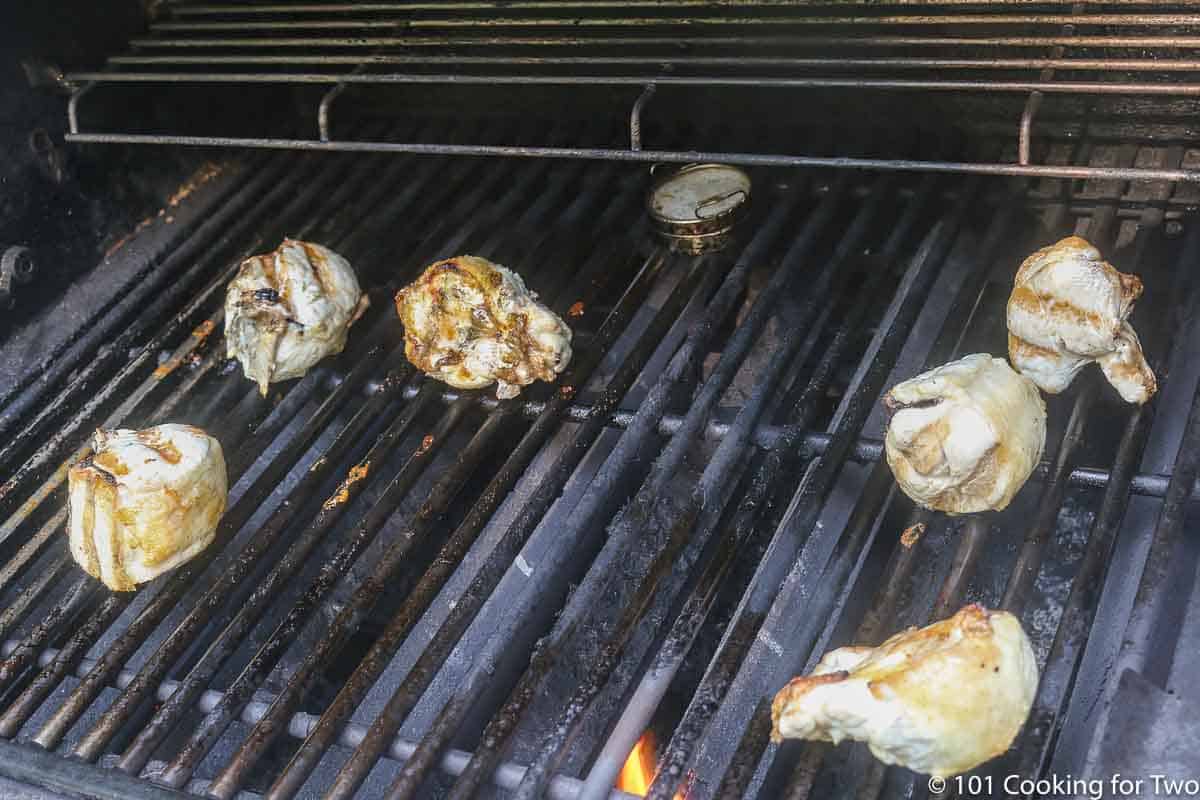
[226,239,370,396]
[1007,236,1156,403]
[771,604,1038,778]
[67,424,227,592]
[884,354,1045,514]
[395,256,573,399]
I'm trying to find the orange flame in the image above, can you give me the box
[616,731,686,798]
[617,731,656,795]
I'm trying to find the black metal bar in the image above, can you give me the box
[0,155,267,450]
[114,384,455,776]
[164,0,1200,13]
[1014,254,1198,781]
[156,155,633,791]
[7,131,468,747]
[0,143,320,513]
[209,195,653,800]
[377,386,1197,500]
[579,177,928,795]
[715,699,774,799]
[160,402,497,785]
[105,54,1200,72]
[514,173,935,800]
[62,134,1200,184]
[67,72,1200,97]
[29,143,483,753]
[430,179,863,800]
[0,739,190,800]
[122,33,1200,48]
[323,178,812,800]
[64,142,545,762]
[266,251,702,800]
[645,175,978,799]
[1080,373,1200,769]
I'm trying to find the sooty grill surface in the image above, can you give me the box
[0,133,1198,800]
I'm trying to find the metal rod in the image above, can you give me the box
[61,135,1200,183]
[65,141,542,762]
[116,387,456,777]
[441,182,851,800]
[411,385,1192,498]
[165,0,1200,13]
[209,165,643,799]
[0,641,637,800]
[1018,90,1043,166]
[577,174,935,800]
[65,72,1200,97]
[125,33,1200,48]
[511,174,912,800]
[104,54,1200,71]
[326,180,810,800]
[147,13,1200,30]
[1081,373,1200,771]
[274,259,706,800]
[630,83,655,152]
[646,175,978,798]
[160,156,625,792]
[317,83,346,142]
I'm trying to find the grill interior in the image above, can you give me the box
[4,2,1200,800]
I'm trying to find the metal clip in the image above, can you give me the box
[67,83,95,136]
[318,83,347,143]
[630,83,656,152]
[695,189,748,219]
[1018,90,1044,166]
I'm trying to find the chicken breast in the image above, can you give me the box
[1007,236,1155,403]
[771,604,1038,778]
[884,354,1045,514]
[226,239,370,396]
[67,424,227,592]
[395,256,573,399]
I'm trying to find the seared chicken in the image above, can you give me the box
[395,256,572,399]
[67,424,227,592]
[1008,236,1155,403]
[226,239,370,396]
[884,354,1045,514]
[771,604,1038,778]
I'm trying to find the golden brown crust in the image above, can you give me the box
[771,671,850,743]
[395,256,572,397]
[1008,286,1114,336]
[1007,332,1059,362]
[770,605,1038,776]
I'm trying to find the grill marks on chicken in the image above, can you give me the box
[395,256,572,399]
[1007,236,1156,404]
[67,424,227,592]
[883,354,1046,514]
[225,239,370,396]
[771,604,1038,778]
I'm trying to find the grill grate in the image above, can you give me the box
[55,0,1200,182]
[4,99,1200,800]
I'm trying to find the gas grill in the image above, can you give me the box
[3,1,1200,798]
